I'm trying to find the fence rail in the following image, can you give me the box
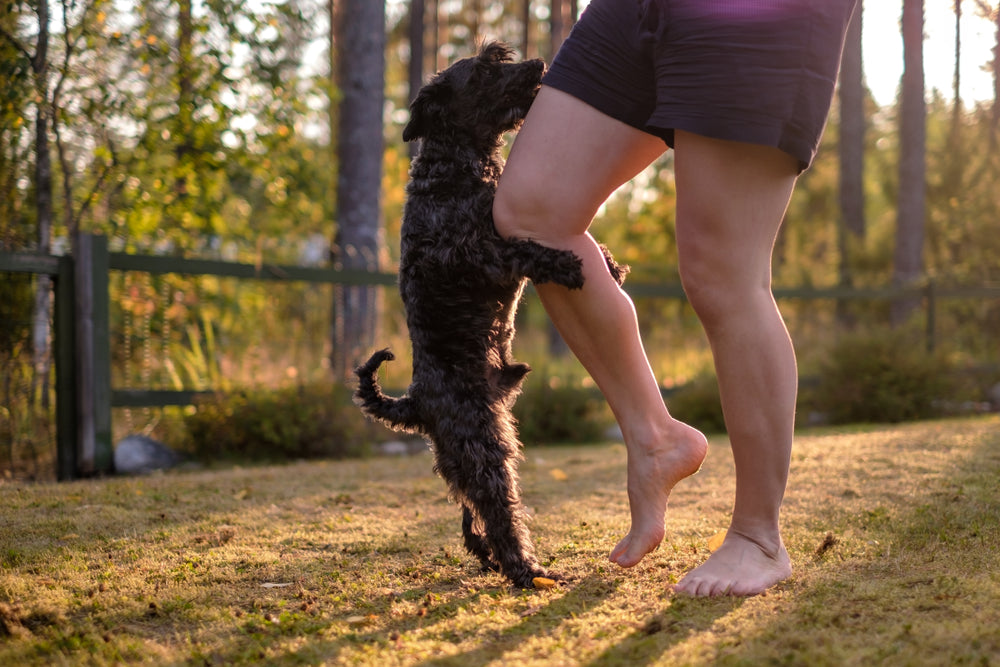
[3,234,999,480]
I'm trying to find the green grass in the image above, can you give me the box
[1,416,999,665]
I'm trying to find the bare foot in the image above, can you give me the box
[673,530,791,597]
[609,422,708,568]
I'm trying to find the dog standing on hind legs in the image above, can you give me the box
[354,42,628,589]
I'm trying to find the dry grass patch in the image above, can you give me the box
[1,416,998,665]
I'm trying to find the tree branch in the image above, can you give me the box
[0,23,33,60]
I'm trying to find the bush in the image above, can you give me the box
[808,329,956,425]
[179,382,393,462]
[666,373,727,434]
[513,373,613,444]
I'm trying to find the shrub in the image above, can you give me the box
[513,373,613,444]
[179,382,393,462]
[666,373,727,434]
[808,328,956,425]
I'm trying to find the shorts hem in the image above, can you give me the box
[542,68,660,140]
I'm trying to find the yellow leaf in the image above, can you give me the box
[346,614,376,627]
[549,468,568,481]
[707,529,727,552]
[532,577,557,590]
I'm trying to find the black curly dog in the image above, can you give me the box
[355,42,628,588]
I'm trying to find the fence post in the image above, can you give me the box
[75,234,113,476]
[54,255,78,480]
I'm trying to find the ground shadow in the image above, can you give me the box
[583,595,743,667]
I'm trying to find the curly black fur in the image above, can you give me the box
[354,42,629,588]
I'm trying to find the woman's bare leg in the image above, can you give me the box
[494,87,708,569]
[670,130,800,596]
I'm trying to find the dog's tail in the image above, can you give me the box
[354,348,424,434]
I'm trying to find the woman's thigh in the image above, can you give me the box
[673,129,799,295]
[494,86,666,242]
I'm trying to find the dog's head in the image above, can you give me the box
[403,42,545,145]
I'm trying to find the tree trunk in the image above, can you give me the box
[434,0,444,71]
[549,0,563,60]
[953,0,962,126]
[992,2,1000,145]
[330,0,385,381]
[408,0,425,159]
[891,0,927,326]
[836,1,865,327]
[176,0,194,167]
[31,0,53,407]
[522,0,531,58]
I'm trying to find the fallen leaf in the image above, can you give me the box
[520,604,542,617]
[260,582,293,588]
[346,614,376,627]
[814,531,838,558]
[549,468,568,481]
[533,577,557,590]
[707,529,727,552]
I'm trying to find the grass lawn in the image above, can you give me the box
[1,416,998,665]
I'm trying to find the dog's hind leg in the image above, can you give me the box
[461,505,499,572]
[468,465,549,588]
[437,431,549,588]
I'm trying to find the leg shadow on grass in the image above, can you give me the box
[278,573,625,667]
[417,574,625,667]
[583,595,744,667]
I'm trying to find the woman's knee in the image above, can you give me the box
[492,183,535,240]
[679,254,774,330]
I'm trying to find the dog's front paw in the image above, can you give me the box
[598,242,630,287]
[506,240,584,289]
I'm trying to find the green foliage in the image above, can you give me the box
[666,373,727,435]
[179,382,386,462]
[512,372,614,445]
[808,328,956,424]
[0,351,56,481]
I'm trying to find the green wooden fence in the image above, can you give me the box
[2,233,998,480]
[1,234,396,480]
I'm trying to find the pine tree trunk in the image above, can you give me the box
[330,0,385,381]
[992,2,1000,145]
[408,0,425,160]
[31,0,53,408]
[837,2,865,327]
[891,0,927,326]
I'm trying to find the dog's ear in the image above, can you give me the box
[403,80,451,142]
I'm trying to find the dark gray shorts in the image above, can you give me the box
[543,0,858,171]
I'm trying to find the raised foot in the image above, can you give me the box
[609,422,708,568]
[672,531,791,597]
